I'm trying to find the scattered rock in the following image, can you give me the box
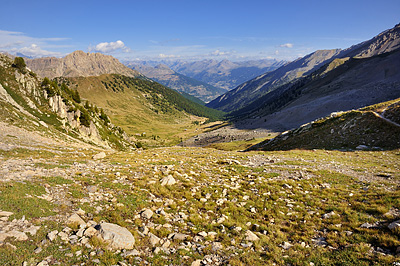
[281,241,293,250]
[97,222,135,250]
[191,260,202,266]
[388,220,400,231]
[160,175,177,186]
[141,209,154,219]
[322,211,339,219]
[172,233,189,240]
[122,249,140,257]
[47,230,58,241]
[67,213,86,226]
[34,246,42,254]
[149,233,160,246]
[0,211,13,217]
[312,237,328,246]
[360,222,380,229]
[87,185,98,193]
[36,261,49,266]
[244,230,259,241]
[93,152,106,160]
[356,145,369,150]
[84,226,98,237]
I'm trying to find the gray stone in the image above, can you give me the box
[122,249,140,257]
[281,241,293,250]
[97,222,135,250]
[198,231,207,237]
[34,246,42,254]
[93,152,106,160]
[356,145,369,150]
[141,209,154,219]
[24,225,41,236]
[36,261,49,266]
[388,220,400,231]
[87,185,98,193]
[312,237,328,246]
[67,213,86,226]
[47,230,58,241]
[4,230,28,241]
[191,260,202,266]
[149,233,160,246]
[322,211,339,219]
[172,233,189,240]
[211,242,223,251]
[160,175,177,186]
[0,211,13,217]
[84,226,98,237]
[244,230,259,241]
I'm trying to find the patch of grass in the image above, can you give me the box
[41,176,73,185]
[0,182,55,219]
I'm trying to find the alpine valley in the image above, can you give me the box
[0,22,399,266]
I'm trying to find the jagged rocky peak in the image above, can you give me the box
[26,51,142,79]
[345,23,400,58]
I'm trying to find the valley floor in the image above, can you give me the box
[0,123,399,266]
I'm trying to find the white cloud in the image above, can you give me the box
[89,40,131,53]
[280,43,294,48]
[158,53,180,58]
[0,30,69,58]
[210,49,230,56]
[10,44,62,57]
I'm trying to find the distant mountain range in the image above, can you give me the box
[167,59,285,91]
[126,59,285,102]
[209,23,400,133]
[127,63,225,103]
[25,50,143,79]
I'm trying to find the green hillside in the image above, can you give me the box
[56,74,225,147]
[0,55,131,150]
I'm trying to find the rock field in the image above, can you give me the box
[0,123,399,265]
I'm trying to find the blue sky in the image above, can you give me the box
[0,0,399,61]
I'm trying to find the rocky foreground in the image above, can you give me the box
[0,126,399,265]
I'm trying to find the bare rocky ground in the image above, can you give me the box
[0,122,399,265]
[180,125,276,147]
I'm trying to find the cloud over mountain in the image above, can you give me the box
[89,40,130,53]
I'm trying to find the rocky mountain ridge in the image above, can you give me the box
[207,49,343,112]
[208,23,400,114]
[233,44,400,132]
[25,51,143,79]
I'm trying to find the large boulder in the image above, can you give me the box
[96,222,135,250]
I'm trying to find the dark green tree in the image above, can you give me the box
[12,57,26,69]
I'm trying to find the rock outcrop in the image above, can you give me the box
[26,51,142,79]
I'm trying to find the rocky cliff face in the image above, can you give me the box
[26,51,142,79]
[0,53,131,150]
[47,95,103,146]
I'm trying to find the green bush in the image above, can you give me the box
[12,57,26,72]
[79,109,91,127]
